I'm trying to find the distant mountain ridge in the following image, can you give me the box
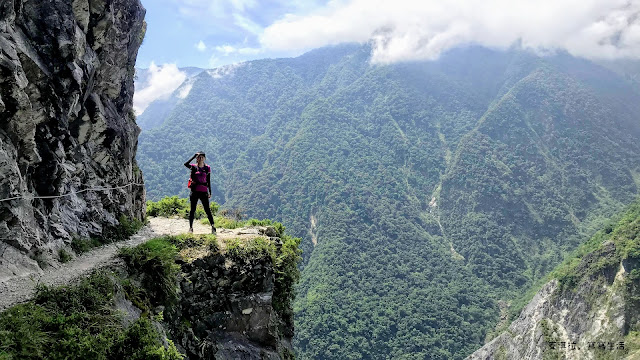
[134,66,205,130]
[597,59,640,91]
[136,44,640,359]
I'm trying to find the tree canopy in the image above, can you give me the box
[137,45,640,359]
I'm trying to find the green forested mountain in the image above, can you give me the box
[597,59,640,91]
[136,44,640,359]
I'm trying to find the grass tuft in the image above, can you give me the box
[71,215,144,255]
[146,196,219,220]
[119,238,180,306]
[0,271,182,359]
[58,249,72,263]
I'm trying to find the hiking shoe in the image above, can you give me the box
[188,228,193,233]
[211,226,217,235]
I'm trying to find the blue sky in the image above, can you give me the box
[137,0,640,70]
[133,0,640,114]
[136,0,330,69]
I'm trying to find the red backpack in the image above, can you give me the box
[188,165,210,189]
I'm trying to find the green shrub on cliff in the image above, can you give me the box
[274,234,302,322]
[202,216,286,234]
[119,238,181,306]
[509,198,640,320]
[225,236,274,260]
[0,219,300,360]
[247,219,285,236]
[103,215,145,243]
[163,233,219,252]
[71,215,144,255]
[223,233,301,322]
[146,196,189,217]
[0,272,181,360]
[110,317,183,360]
[204,215,243,228]
[146,196,220,220]
[554,198,640,292]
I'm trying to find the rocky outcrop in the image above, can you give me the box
[166,228,295,359]
[467,240,639,360]
[0,0,146,280]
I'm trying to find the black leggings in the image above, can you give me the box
[189,191,214,228]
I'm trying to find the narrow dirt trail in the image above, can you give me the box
[0,217,264,311]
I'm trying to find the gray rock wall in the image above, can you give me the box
[467,241,635,360]
[0,0,146,279]
[168,240,295,359]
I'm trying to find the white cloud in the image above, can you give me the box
[195,40,207,51]
[173,0,260,26]
[177,78,196,99]
[215,45,237,56]
[233,13,263,35]
[133,62,187,114]
[259,0,640,63]
[214,44,262,56]
[209,55,223,68]
[230,0,257,12]
[238,47,262,55]
[207,62,246,78]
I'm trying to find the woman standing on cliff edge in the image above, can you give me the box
[184,152,216,234]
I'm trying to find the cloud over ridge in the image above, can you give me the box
[260,0,640,63]
[134,63,187,115]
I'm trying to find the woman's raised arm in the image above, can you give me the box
[184,153,198,169]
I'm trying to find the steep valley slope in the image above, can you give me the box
[468,198,640,360]
[137,45,640,359]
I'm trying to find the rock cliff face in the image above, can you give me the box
[0,0,146,279]
[116,227,298,359]
[166,228,295,359]
[0,224,299,359]
[468,265,631,360]
[467,204,640,360]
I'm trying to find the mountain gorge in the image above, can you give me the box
[137,44,640,359]
[469,198,640,359]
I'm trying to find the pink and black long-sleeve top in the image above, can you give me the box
[184,162,211,194]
